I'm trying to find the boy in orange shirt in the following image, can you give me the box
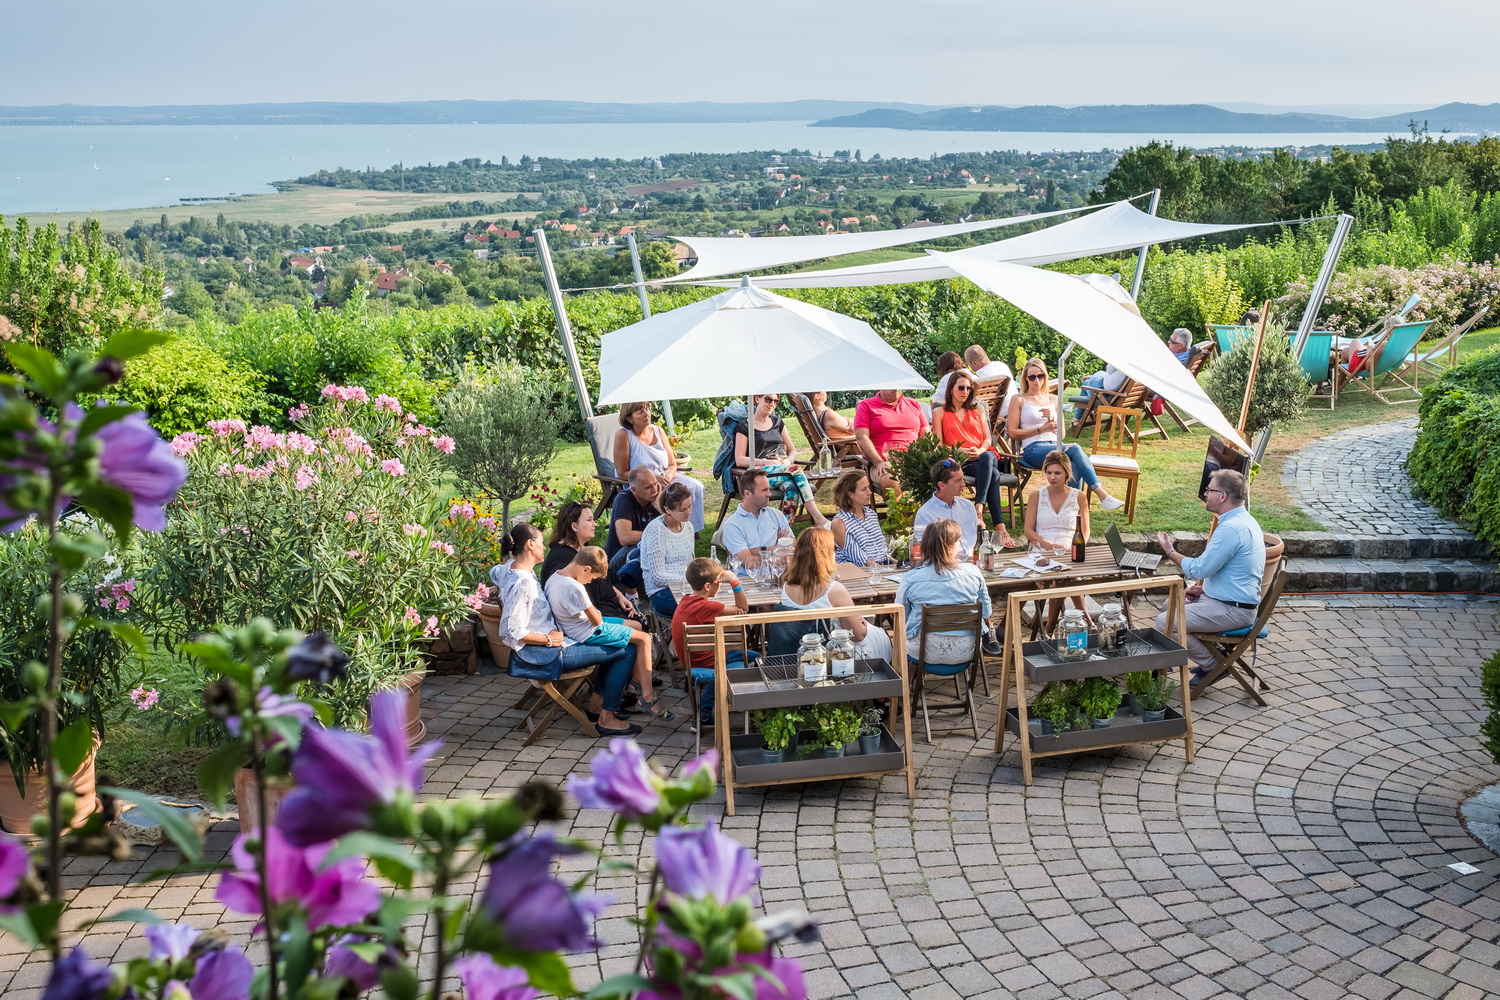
[671,556,753,730]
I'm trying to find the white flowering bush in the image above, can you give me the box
[130,385,473,725]
[1281,259,1500,337]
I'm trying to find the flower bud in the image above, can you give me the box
[92,356,125,385]
[31,813,50,838]
[284,632,349,685]
[57,792,76,820]
[23,660,47,694]
[203,677,239,720]
[734,922,768,954]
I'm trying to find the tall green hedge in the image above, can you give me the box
[1406,346,1500,553]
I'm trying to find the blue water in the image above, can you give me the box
[0,122,1402,214]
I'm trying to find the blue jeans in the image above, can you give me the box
[615,550,643,592]
[559,644,634,712]
[1020,441,1101,492]
[650,588,679,618]
[963,451,1005,524]
[690,650,759,718]
[1073,373,1106,421]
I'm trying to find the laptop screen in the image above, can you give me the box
[1104,523,1129,562]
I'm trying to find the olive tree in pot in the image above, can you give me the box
[1079,676,1124,729]
[753,707,802,764]
[1135,673,1179,723]
[1201,324,1309,481]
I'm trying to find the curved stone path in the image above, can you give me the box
[1281,416,1474,542]
[8,594,1499,1000]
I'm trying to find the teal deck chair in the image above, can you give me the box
[1209,325,1256,356]
[1295,332,1337,409]
[1332,321,1434,404]
[1400,302,1493,390]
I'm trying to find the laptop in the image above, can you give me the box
[1105,523,1161,573]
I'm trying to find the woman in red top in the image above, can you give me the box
[931,369,1006,528]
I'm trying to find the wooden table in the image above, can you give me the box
[838,544,1136,605]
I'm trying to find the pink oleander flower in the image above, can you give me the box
[217,463,232,476]
[363,505,381,523]
[345,510,359,522]
[381,459,406,477]
[374,394,403,414]
[284,432,319,455]
[424,616,439,637]
[450,502,476,520]
[208,418,247,437]
[430,541,455,557]
[431,435,455,454]
[402,423,432,437]
[342,434,373,457]
[402,523,427,537]
[294,465,318,491]
[129,686,159,710]
[320,384,371,404]
[170,432,201,457]
[477,516,497,529]
[288,402,311,422]
[404,607,421,626]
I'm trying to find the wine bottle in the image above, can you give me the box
[1071,515,1086,562]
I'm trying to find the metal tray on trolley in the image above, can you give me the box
[724,654,903,710]
[1020,627,1188,682]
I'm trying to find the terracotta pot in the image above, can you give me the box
[234,768,295,834]
[0,741,101,834]
[1262,532,1285,600]
[401,670,426,747]
[477,601,511,670]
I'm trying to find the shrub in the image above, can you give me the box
[1140,248,1250,334]
[1280,259,1500,337]
[887,433,966,503]
[89,335,269,437]
[1200,325,1309,439]
[1406,346,1500,552]
[1481,647,1500,766]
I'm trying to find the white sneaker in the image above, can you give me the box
[1099,494,1126,511]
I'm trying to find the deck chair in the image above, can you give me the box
[1332,320,1434,404]
[1293,332,1338,410]
[585,414,628,518]
[1208,324,1256,357]
[1087,406,1142,523]
[680,621,755,756]
[1072,377,1169,443]
[909,602,985,743]
[1187,564,1288,708]
[788,393,862,467]
[971,376,1013,440]
[1160,340,1216,431]
[1400,302,1494,390]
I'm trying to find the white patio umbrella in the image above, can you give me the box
[597,277,931,470]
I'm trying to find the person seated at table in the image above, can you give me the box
[613,400,705,531]
[914,459,981,557]
[1022,449,1091,618]
[928,351,965,413]
[491,524,639,737]
[639,482,698,619]
[854,388,929,491]
[606,467,662,590]
[732,393,818,509]
[1008,357,1126,511]
[808,390,855,444]
[780,527,893,660]
[545,546,670,720]
[672,556,756,730]
[896,518,1000,659]
[724,468,828,568]
[542,501,645,628]
[1168,328,1194,364]
[964,345,1016,393]
[831,469,888,567]
[932,370,1007,529]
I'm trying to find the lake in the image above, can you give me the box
[0,121,1402,215]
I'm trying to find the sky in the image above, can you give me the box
[5,0,1497,109]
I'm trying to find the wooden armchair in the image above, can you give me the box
[1087,405,1142,523]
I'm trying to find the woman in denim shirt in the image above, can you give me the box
[895,519,993,665]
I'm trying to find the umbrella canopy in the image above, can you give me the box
[596,278,930,406]
[930,252,1250,452]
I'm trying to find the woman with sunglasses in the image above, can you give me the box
[732,393,817,509]
[932,368,1006,528]
[1006,357,1126,511]
[613,401,705,531]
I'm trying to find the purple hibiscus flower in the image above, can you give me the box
[224,687,315,745]
[276,688,441,846]
[144,922,200,964]
[566,738,661,819]
[95,409,188,531]
[324,935,398,992]
[481,832,609,953]
[0,831,29,905]
[42,946,114,1000]
[453,955,540,1000]
[639,933,806,1000]
[679,747,719,782]
[656,818,761,905]
[216,826,379,930]
[167,947,253,1000]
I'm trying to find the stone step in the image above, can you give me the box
[1282,556,1500,594]
[1119,530,1488,561]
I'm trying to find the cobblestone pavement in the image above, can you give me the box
[5,595,1500,1000]
[1281,417,1474,541]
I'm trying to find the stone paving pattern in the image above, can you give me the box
[4,594,1499,999]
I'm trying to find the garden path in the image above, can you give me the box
[5,593,1500,999]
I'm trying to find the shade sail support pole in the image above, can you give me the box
[535,227,594,427]
[1129,189,1161,301]
[627,232,675,432]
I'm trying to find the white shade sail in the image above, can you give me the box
[931,252,1250,452]
[661,202,1107,284]
[597,278,931,406]
[696,201,1293,288]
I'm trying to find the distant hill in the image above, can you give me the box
[812,102,1500,134]
[0,99,944,127]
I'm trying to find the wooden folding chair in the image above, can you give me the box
[515,666,597,746]
[1161,341,1216,430]
[1187,564,1288,707]
[909,602,985,743]
[585,414,628,518]
[680,621,755,756]
[788,393,862,467]
[1400,302,1493,390]
[1088,405,1142,523]
[972,376,1013,441]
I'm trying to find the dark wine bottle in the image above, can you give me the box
[1071,515,1086,562]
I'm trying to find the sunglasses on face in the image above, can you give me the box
[954,384,973,393]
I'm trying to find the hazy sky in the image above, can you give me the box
[6,0,1496,108]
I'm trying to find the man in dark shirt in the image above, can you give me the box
[606,467,662,579]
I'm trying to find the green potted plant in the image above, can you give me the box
[1135,673,1178,723]
[811,703,863,757]
[754,707,802,764]
[1079,676,1123,728]
[857,706,885,755]
[1123,671,1154,715]
[1031,681,1076,736]
[888,434,966,503]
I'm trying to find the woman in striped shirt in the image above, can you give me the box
[830,470,888,566]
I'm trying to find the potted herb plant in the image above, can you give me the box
[754,707,802,764]
[1079,676,1123,729]
[857,707,885,755]
[1031,681,1076,736]
[1135,673,1178,723]
[1123,671,1154,715]
[811,703,863,758]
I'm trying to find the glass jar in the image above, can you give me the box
[828,629,856,679]
[797,633,829,685]
[1053,609,1090,662]
[1096,603,1126,654]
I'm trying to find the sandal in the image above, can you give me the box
[638,698,676,722]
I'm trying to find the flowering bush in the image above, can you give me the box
[1280,259,1500,337]
[524,475,602,537]
[129,385,470,726]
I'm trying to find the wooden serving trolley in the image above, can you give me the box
[995,576,1194,785]
[712,603,917,815]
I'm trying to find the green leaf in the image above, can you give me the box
[323,831,427,870]
[103,622,148,657]
[52,718,93,775]
[90,907,166,927]
[379,962,421,1000]
[99,329,170,364]
[24,900,66,946]
[710,972,759,1000]
[197,742,246,810]
[504,950,575,998]
[5,344,64,396]
[76,483,135,541]
[282,912,314,995]
[0,909,39,950]
[372,855,414,891]
[77,403,138,439]
[585,973,656,999]
[0,699,33,732]
[342,940,389,964]
[101,787,202,862]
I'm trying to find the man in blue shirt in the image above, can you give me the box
[1155,470,1265,679]
[722,468,827,567]
[1168,328,1194,364]
[913,459,981,555]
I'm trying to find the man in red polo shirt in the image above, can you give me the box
[853,388,929,489]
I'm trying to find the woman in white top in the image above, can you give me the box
[829,469,888,566]
[1022,449,1091,618]
[1006,357,1125,511]
[489,523,639,736]
[613,400,705,530]
[639,482,698,618]
[779,527,892,661]
[732,393,816,506]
